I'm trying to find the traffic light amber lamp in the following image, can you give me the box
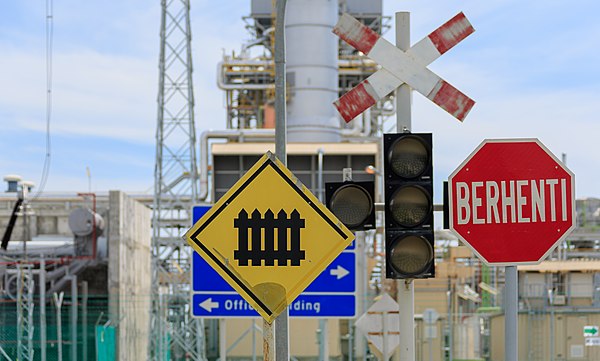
[384,133,435,279]
[325,181,375,231]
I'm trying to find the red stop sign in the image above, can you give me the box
[449,139,575,265]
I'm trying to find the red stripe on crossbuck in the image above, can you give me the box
[334,81,377,123]
[428,80,475,121]
[428,12,475,55]
[333,14,380,55]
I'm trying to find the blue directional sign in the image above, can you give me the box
[191,205,357,318]
[192,294,356,318]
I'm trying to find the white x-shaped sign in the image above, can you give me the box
[333,12,475,122]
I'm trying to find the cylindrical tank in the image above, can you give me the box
[285,0,340,142]
[68,208,105,237]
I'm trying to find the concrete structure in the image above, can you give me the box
[108,191,152,361]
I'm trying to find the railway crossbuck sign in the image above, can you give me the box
[333,12,475,123]
[184,152,354,323]
[449,139,576,265]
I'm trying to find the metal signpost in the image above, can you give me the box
[448,139,576,361]
[333,11,475,361]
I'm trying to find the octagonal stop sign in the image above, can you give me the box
[449,139,575,265]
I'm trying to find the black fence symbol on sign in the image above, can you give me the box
[233,208,306,266]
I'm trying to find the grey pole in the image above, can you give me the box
[268,1,289,360]
[396,12,412,133]
[40,259,47,361]
[54,292,64,361]
[71,276,78,361]
[274,0,287,165]
[447,285,453,361]
[252,319,257,361]
[219,319,227,360]
[549,289,555,361]
[82,281,88,361]
[395,11,416,361]
[505,266,518,361]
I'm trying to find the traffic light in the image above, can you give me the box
[383,133,435,279]
[325,181,375,231]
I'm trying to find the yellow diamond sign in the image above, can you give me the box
[184,151,354,323]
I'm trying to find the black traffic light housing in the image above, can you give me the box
[325,181,375,231]
[383,132,435,279]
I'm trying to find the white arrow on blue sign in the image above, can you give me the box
[190,205,357,318]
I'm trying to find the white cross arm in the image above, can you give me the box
[333,13,475,122]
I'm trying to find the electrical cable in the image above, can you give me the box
[31,0,54,200]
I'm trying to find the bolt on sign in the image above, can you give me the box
[184,152,354,323]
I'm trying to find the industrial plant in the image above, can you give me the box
[1,1,600,361]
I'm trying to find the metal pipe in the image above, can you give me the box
[219,319,226,360]
[395,12,412,133]
[199,129,276,200]
[70,275,78,361]
[82,281,88,361]
[447,283,453,361]
[54,292,64,361]
[505,266,518,361]
[40,258,47,361]
[273,0,290,356]
[46,260,89,297]
[317,149,324,202]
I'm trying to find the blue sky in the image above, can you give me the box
[1,1,599,201]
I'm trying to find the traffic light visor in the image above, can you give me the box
[389,235,434,277]
[388,136,429,178]
[329,184,374,229]
[389,185,431,227]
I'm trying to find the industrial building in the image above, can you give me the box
[1,1,600,360]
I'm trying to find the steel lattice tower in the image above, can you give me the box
[16,264,34,361]
[150,0,205,359]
